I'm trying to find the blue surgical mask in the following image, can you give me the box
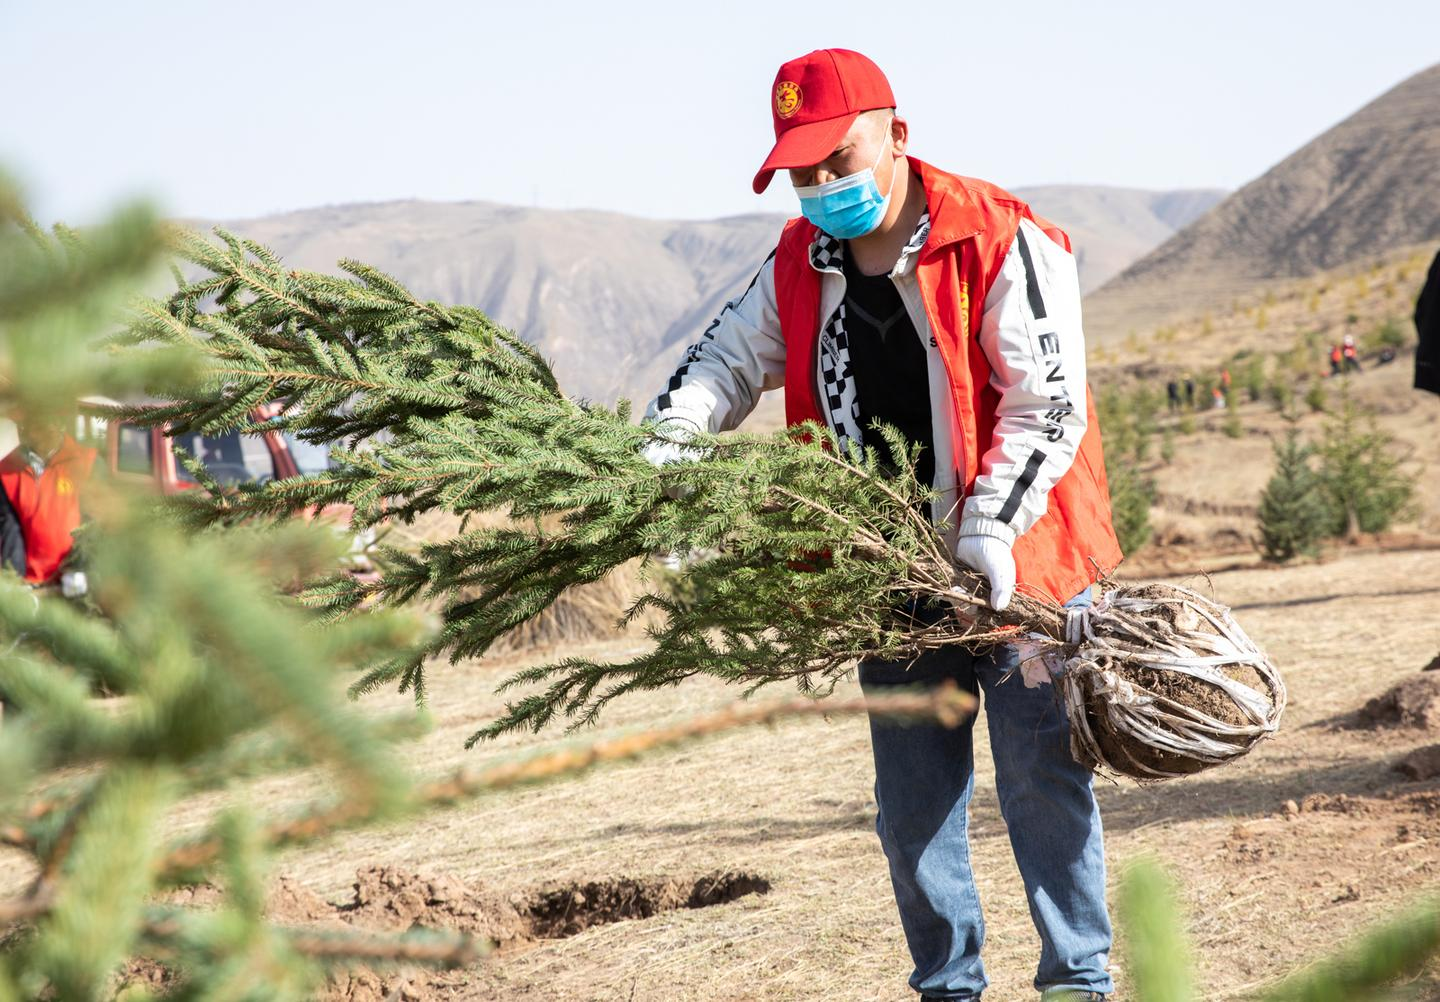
[794,123,894,240]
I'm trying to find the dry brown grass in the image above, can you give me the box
[485,562,653,657]
[0,546,1425,1000]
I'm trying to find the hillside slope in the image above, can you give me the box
[1014,185,1224,292]
[1089,240,1440,569]
[1086,62,1440,341]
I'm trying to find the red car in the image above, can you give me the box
[75,397,376,570]
[81,398,314,490]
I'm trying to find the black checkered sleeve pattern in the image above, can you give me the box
[817,303,863,453]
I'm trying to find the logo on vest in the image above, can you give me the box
[55,477,73,495]
[774,81,802,119]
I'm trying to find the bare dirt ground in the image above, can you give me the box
[31,542,1425,1001]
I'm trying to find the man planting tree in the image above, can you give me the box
[643,49,1122,1001]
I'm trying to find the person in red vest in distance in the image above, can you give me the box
[0,412,96,597]
[642,49,1121,1001]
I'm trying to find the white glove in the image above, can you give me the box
[953,525,1016,612]
[643,417,704,500]
[60,570,89,599]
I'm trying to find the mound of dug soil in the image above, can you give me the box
[125,865,772,1002]
[1356,674,1440,730]
[327,867,770,1002]
[1288,789,1440,818]
[1395,744,1440,781]
[333,866,770,943]
[340,866,531,947]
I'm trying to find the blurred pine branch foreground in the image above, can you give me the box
[0,173,487,997]
[0,180,977,997]
[1115,859,1440,1002]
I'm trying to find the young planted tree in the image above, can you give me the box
[1241,355,1266,403]
[1098,386,1155,463]
[1197,374,1219,410]
[1222,405,1243,440]
[1267,376,1295,413]
[1363,316,1407,355]
[1097,388,1129,452]
[1257,419,1331,562]
[1095,390,1155,556]
[1129,383,1161,459]
[1104,452,1155,557]
[1315,385,1418,540]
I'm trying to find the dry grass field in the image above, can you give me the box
[49,542,1431,1002]
[4,248,1436,1001]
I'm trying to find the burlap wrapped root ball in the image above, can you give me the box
[1054,582,1286,781]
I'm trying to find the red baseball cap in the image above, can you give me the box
[752,48,896,194]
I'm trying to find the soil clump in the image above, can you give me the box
[120,865,770,1001]
[340,866,531,946]
[1355,674,1440,730]
[1395,744,1440,781]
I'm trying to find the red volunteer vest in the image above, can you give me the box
[773,157,1123,605]
[0,436,96,584]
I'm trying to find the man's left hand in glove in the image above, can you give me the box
[953,517,1016,612]
[642,417,705,500]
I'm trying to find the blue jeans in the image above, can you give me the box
[859,587,1112,1000]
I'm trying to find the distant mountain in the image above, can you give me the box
[1012,185,1225,292]
[210,201,783,405]
[1085,62,1440,340]
[206,182,1225,404]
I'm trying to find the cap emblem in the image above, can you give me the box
[774,80,802,119]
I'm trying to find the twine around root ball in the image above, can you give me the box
[1051,582,1286,782]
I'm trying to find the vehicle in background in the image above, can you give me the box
[74,397,377,575]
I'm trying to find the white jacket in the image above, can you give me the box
[644,209,1089,553]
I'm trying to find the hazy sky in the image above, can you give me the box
[3,0,1437,225]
